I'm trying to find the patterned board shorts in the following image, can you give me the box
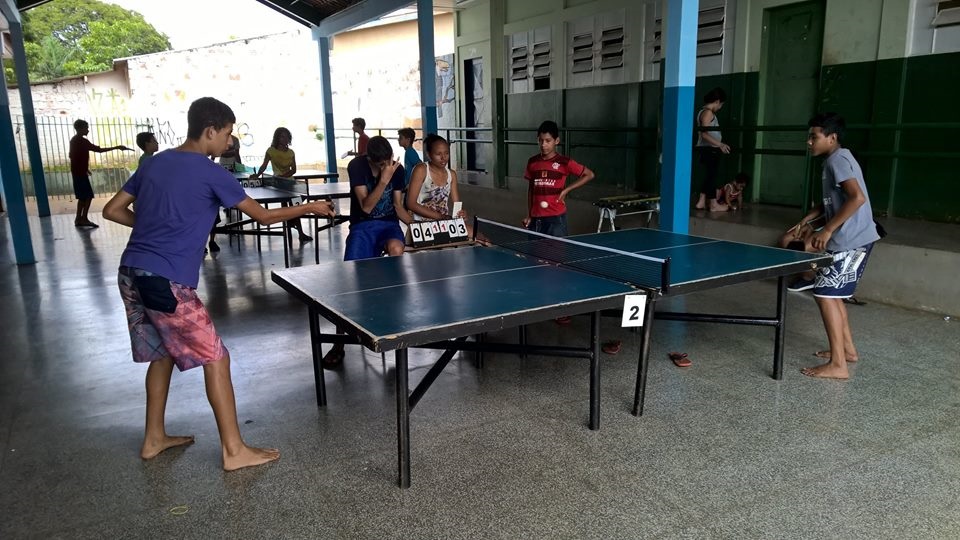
[813,243,874,299]
[118,267,228,371]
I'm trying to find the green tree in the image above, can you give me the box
[12,0,171,83]
[24,36,77,81]
[75,19,171,73]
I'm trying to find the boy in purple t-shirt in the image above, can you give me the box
[103,97,335,471]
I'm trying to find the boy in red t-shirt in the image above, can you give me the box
[521,120,595,237]
[69,119,132,227]
[347,117,370,157]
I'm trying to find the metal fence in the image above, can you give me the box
[14,116,185,199]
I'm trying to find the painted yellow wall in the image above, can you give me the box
[332,13,454,61]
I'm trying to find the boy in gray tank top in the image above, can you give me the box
[790,113,880,380]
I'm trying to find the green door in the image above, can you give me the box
[757,0,824,206]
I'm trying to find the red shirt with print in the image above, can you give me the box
[69,135,101,176]
[524,153,585,217]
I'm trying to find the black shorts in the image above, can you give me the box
[72,174,94,200]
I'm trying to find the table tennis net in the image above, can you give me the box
[263,175,308,195]
[476,218,670,292]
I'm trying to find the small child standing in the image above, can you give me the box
[251,127,312,244]
[69,119,132,228]
[135,132,159,169]
[521,120,595,237]
[798,113,880,380]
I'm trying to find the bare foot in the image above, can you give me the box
[141,435,195,460]
[708,202,729,212]
[814,350,858,363]
[800,363,849,379]
[223,445,280,471]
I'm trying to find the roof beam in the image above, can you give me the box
[315,0,414,37]
[1,0,21,23]
[254,0,323,27]
[13,0,53,12]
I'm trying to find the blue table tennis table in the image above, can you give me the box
[216,178,352,267]
[272,218,832,488]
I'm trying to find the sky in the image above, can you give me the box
[104,0,305,50]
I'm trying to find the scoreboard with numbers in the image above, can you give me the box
[409,218,470,248]
[240,178,263,188]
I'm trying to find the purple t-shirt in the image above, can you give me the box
[120,149,246,287]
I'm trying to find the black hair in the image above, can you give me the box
[537,120,559,139]
[808,112,845,143]
[366,135,392,162]
[186,97,235,140]
[352,117,366,129]
[703,87,727,104]
[73,119,88,131]
[422,133,448,155]
[135,132,156,151]
[734,172,750,184]
[271,127,292,148]
[398,127,416,141]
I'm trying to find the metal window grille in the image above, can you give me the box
[13,116,184,199]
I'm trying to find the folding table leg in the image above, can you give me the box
[773,276,787,380]
[395,348,411,488]
[632,297,657,416]
[589,312,600,430]
[308,305,327,407]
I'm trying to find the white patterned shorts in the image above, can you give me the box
[813,243,874,299]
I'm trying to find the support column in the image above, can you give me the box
[9,19,50,216]
[659,0,699,234]
[312,29,339,175]
[489,0,507,188]
[418,0,438,136]
[0,72,36,264]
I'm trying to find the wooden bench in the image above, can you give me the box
[594,194,660,231]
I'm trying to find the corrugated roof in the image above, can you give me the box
[12,1,464,29]
[253,0,363,27]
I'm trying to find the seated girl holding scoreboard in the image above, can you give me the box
[405,134,472,246]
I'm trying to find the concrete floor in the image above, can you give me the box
[1,211,959,539]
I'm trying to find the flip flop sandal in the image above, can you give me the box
[601,340,622,355]
[322,348,345,369]
[668,352,691,367]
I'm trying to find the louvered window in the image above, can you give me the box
[510,45,528,81]
[571,33,593,74]
[599,27,624,69]
[933,0,960,27]
[531,41,551,78]
[652,3,725,62]
[531,41,551,90]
